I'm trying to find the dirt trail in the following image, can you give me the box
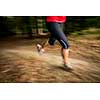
[0,34,100,82]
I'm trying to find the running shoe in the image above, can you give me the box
[64,63,73,70]
[36,44,45,55]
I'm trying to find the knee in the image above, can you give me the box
[48,38,56,45]
[60,39,70,49]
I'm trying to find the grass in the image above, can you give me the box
[70,27,100,36]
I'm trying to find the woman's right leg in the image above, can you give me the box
[46,22,72,69]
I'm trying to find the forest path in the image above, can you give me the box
[0,34,100,82]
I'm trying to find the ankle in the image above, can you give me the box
[63,61,69,65]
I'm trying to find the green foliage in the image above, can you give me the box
[66,16,100,34]
[0,16,100,38]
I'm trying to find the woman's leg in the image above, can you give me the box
[46,22,71,69]
[36,30,56,54]
[41,33,56,48]
[61,48,70,64]
[59,23,70,65]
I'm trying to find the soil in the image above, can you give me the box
[0,34,100,82]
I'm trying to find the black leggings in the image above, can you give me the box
[46,22,70,49]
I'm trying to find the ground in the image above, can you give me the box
[0,34,100,82]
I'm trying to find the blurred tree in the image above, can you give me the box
[0,16,16,37]
[0,16,100,38]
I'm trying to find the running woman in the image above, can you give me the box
[37,16,72,70]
